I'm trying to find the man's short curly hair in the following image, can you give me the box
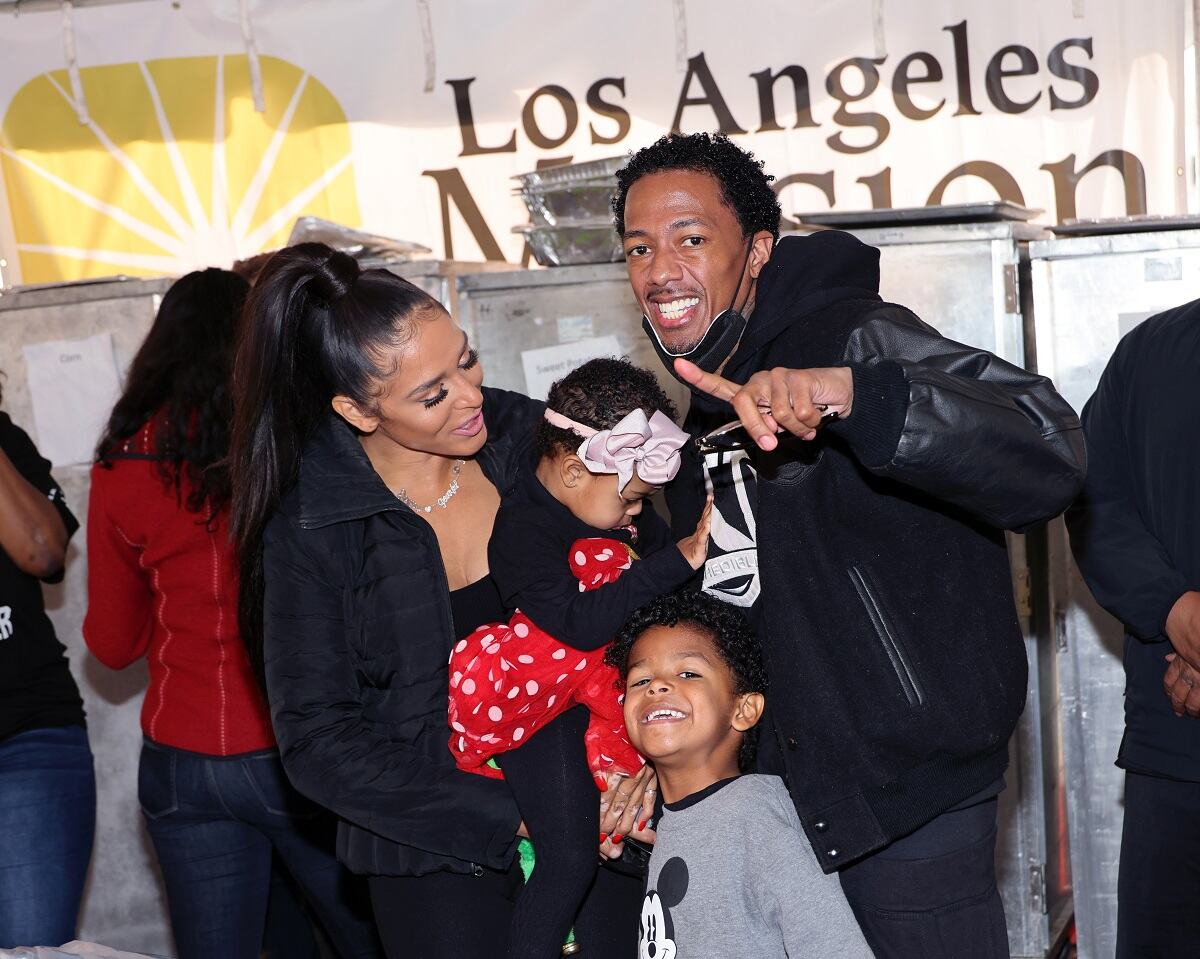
[535,357,678,460]
[612,132,782,242]
[606,590,768,771]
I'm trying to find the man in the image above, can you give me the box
[614,133,1085,958]
[1065,301,1200,959]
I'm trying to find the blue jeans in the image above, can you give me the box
[0,724,96,948]
[139,738,382,959]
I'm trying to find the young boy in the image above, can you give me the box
[607,592,875,958]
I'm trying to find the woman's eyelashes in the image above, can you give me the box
[420,349,479,409]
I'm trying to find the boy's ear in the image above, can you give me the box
[731,691,765,733]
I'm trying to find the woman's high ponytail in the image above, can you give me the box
[229,243,439,684]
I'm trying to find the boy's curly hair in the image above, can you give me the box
[612,132,782,242]
[607,590,768,771]
[535,356,678,459]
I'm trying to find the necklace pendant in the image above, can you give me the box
[395,459,466,514]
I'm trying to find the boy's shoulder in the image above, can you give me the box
[693,775,795,821]
[661,775,798,843]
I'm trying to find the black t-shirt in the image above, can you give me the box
[0,412,85,742]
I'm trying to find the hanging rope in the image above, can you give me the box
[239,0,265,113]
[60,0,89,124]
[672,0,687,72]
[416,0,435,93]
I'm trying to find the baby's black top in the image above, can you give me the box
[488,455,694,651]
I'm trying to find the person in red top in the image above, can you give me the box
[83,269,382,959]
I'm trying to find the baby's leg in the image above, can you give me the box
[498,705,599,959]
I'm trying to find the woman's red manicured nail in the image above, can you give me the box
[612,834,624,844]
[638,819,648,831]
[597,778,609,791]
[599,833,608,844]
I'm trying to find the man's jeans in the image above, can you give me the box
[138,737,381,959]
[838,798,1008,959]
[0,724,96,949]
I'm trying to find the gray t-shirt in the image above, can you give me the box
[641,775,874,958]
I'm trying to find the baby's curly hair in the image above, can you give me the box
[606,590,768,771]
[612,132,782,242]
[535,357,678,460]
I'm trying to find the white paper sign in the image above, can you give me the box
[520,335,623,400]
[22,333,122,467]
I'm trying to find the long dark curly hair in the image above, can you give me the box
[95,268,248,520]
[607,590,768,771]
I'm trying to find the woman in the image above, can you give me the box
[228,244,652,958]
[83,269,381,959]
[0,377,95,949]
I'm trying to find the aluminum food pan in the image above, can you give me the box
[518,182,617,227]
[512,155,625,191]
[514,221,624,267]
[287,216,431,262]
[797,201,1042,228]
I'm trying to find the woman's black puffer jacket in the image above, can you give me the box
[263,387,540,876]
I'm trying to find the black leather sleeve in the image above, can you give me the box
[829,305,1086,530]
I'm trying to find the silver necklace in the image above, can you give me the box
[395,459,465,514]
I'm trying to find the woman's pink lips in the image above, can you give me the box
[453,410,484,436]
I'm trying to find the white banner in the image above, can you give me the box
[0,0,1187,286]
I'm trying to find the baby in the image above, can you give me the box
[448,357,711,958]
[608,590,876,959]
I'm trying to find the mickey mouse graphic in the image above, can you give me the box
[639,856,688,959]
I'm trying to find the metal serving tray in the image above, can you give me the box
[512,156,624,191]
[796,201,1043,228]
[518,182,617,227]
[514,221,624,267]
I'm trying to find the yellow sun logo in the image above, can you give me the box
[1,54,359,285]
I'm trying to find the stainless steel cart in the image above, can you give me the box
[850,221,1070,959]
[1030,227,1200,959]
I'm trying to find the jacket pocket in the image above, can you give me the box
[848,565,925,707]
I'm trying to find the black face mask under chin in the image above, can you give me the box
[642,308,748,381]
[643,240,755,387]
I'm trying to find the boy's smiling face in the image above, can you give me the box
[622,622,763,797]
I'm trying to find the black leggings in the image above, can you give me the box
[368,707,640,959]
[500,705,635,959]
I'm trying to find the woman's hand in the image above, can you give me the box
[676,497,713,571]
[598,765,657,858]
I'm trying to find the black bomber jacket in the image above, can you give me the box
[667,231,1086,871]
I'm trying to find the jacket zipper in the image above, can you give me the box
[848,565,925,707]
